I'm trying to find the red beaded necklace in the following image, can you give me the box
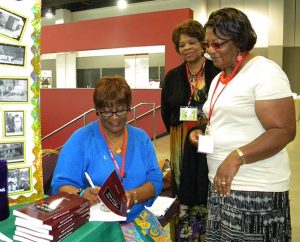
[219,51,249,84]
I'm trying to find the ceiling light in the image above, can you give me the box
[117,0,128,9]
[45,9,54,18]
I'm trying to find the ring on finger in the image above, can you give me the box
[221,181,226,185]
[89,187,94,194]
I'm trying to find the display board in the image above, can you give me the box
[0,0,43,205]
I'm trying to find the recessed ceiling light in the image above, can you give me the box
[45,9,54,18]
[117,0,128,9]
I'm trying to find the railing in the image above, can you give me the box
[42,103,159,147]
[130,102,157,145]
[41,108,96,141]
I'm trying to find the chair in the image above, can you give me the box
[41,149,60,195]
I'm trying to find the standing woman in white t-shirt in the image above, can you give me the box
[189,7,296,242]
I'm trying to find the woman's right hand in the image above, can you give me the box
[82,185,101,205]
[189,129,202,147]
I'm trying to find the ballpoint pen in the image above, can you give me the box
[84,172,111,211]
[84,172,95,189]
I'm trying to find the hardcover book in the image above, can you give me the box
[14,214,89,241]
[15,207,90,234]
[13,192,90,226]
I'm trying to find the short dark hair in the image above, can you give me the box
[172,19,205,53]
[204,7,257,51]
[93,76,132,110]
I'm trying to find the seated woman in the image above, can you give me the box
[51,76,171,241]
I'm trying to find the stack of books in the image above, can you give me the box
[12,192,90,242]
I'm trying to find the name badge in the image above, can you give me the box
[179,106,198,121]
[197,134,214,154]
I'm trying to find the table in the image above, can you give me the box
[0,204,125,242]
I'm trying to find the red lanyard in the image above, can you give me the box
[186,62,205,104]
[208,79,226,124]
[99,124,128,179]
[208,52,249,124]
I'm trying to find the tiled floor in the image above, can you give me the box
[154,121,300,241]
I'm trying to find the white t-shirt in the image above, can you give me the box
[203,56,292,192]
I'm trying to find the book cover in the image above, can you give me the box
[13,192,90,226]
[15,207,90,234]
[15,214,89,241]
[97,170,127,218]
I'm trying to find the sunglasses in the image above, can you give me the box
[202,39,231,50]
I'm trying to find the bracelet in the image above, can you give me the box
[235,148,247,165]
[131,190,138,204]
[79,188,87,197]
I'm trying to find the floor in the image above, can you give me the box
[154,121,300,242]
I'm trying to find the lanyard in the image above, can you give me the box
[186,62,205,105]
[208,79,226,124]
[99,124,128,179]
[208,52,249,124]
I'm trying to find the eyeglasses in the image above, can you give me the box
[202,39,231,50]
[99,109,130,117]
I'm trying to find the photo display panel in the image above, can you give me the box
[0,0,43,205]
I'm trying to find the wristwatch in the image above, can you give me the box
[76,188,83,195]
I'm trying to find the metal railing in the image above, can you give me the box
[42,103,159,146]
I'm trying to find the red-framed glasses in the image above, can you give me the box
[202,39,231,50]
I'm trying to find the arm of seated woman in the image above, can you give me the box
[126,182,155,209]
[58,185,101,205]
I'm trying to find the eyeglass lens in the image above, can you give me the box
[100,110,129,117]
[202,39,231,50]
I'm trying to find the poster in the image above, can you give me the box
[0,0,43,205]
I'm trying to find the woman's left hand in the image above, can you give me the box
[213,151,241,197]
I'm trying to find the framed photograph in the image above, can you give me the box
[4,110,25,137]
[0,6,28,42]
[0,77,28,102]
[0,141,24,164]
[0,42,26,67]
[8,166,32,194]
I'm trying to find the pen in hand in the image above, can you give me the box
[84,172,95,188]
[84,172,101,202]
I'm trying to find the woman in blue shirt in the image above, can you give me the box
[51,76,170,241]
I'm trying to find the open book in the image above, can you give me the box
[146,196,176,218]
[89,170,127,222]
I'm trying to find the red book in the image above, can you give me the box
[98,170,127,217]
[15,206,90,232]
[13,192,90,227]
[14,213,90,241]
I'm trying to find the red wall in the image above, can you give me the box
[40,9,193,150]
[41,8,193,73]
[40,89,165,150]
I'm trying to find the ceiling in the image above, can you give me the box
[41,0,156,17]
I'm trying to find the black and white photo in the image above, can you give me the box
[8,167,31,194]
[0,42,26,66]
[0,78,28,102]
[0,7,27,42]
[4,110,25,137]
[0,142,24,163]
